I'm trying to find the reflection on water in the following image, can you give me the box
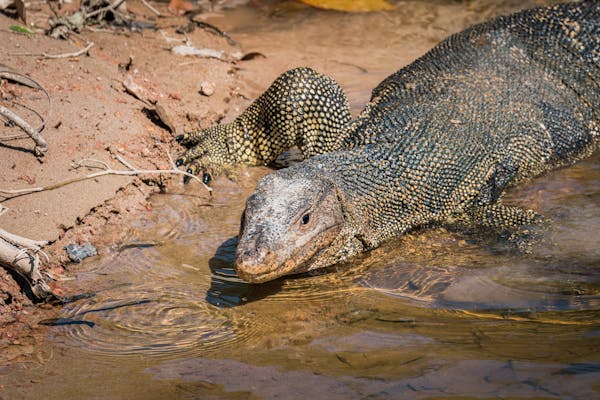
[207,236,283,307]
[148,358,600,400]
[361,255,600,311]
[2,1,600,399]
[207,241,251,308]
[19,153,596,399]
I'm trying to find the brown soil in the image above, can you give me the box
[0,0,248,363]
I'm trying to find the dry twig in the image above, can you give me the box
[0,151,212,199]
[1,64,52,156]
[0,64,42,89]
[141,0,161,16]
[10,42,94,59]
[85,0,126,18]
[0,104,48,156]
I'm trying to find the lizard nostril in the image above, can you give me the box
[257,247,270,261]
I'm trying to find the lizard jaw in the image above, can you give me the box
[235,222,343,283]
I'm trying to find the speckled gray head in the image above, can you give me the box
[234,168,350,283]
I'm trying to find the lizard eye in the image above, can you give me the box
[301,213,311,225]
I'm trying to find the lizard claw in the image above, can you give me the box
[183,168,194,184]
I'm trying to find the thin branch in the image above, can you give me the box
[166,150,176,169]
[159,30,185,43]
[9,42,94,59]
[85,0,126,19]
[0,104,48,156]
[0,64,42,89]
[75,158,110,170]
[5,100,47,133]
[0,65,52,137]
[114,154,136,171]
[141,0,161,16]
[0,154,212,199]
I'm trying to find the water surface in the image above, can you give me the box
[2,1,600,399]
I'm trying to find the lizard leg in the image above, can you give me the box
[465,203,548,252]
[175,130,205,147]
[176,67,351,183]
[176,143,206,167]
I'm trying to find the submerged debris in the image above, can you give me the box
[65,242,98,263]
[39,317,96,327]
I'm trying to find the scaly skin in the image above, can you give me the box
[176,67,351,182]
[179,2,599,283]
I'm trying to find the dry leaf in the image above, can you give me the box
[298,0,394,12]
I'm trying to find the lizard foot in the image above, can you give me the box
[462,203,549,252]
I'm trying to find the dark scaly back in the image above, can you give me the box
[296,1,599,246]
[342,1,599,150]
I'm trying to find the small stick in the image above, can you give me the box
[112,154,137,171]
[0,155,212,199]
[0,104,48,156]
[0,65,52,134]
[10,42,94,59]
[0,64,42,89]
[88,158,111,169]
[166,150,177,169]
[141,0,161,16]
[159,30,185,43]
[85,0,126,19]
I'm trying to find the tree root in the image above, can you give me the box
[0,228,54,301]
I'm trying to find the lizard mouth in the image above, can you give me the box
[234,223,343,283]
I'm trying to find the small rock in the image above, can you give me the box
[65,243,97,263]
[199,81,215,97]
[168,92,182,100]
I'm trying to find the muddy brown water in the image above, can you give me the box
[2,2,600,399]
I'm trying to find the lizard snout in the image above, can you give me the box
[234,245,287,284]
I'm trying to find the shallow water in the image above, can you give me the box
[2,1,600,399]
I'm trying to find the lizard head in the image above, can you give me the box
[234,169,347,283]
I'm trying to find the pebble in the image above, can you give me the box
[65,243,97,263]
[199,81,216,97]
